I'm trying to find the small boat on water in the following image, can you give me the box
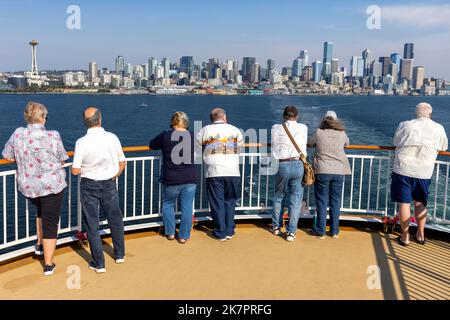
[139,102,149,107]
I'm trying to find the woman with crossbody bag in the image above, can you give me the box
[270,106,309,242]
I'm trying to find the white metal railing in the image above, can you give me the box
[1,151,449,262]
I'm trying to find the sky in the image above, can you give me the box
[0,0,449,79]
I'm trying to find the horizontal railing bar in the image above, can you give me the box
[1,144,449,165]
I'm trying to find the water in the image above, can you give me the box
[0,94,449,150]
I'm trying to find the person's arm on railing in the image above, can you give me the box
[2,130,17,163]
[71,141,82,176]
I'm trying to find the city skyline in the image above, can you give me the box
[1,0,449,79]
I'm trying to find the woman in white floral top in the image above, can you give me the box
[2,102,68,276]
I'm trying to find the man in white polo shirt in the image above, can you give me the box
[72,107,126,273]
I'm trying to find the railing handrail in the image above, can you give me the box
[1,144,449,166]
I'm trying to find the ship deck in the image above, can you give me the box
[0,222,449,300]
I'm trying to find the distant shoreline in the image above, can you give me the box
[0,91,443,97]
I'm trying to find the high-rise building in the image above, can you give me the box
[162,58,170,79]
[412,66,425,90]
[303,66,313,82]
[300,50,309,67]
[148,57,158,78]
[125,63,133,76]
[389,63,398,84]
[370,61,382,77]
[242,57,256,83]
[180,56,194,79]
[400,59,414,81]
[362,49,373,77]
[331,59,339,73]
[390,53,400,66]
[322,42,333,80]
[89,61,98,82]
[379,57,392,76]
[404,43,414,59]
[312,61,323,83]
[267,59,275,72]
[115,56,125,75]
[292,57,303,77]
[351,56,364,78]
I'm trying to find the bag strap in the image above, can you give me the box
[282,122,307,163]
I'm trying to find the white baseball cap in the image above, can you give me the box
[325,111,338,120]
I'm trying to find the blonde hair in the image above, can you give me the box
[24,101,48,124]
[415,102,433,119]
[170,111,189,129]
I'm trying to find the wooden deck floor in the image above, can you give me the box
[0,222,449,300]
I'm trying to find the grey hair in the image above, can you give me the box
[415,102,433,119]
[210,108,226,122]
[24,101,48,124]
[83,109,102,128]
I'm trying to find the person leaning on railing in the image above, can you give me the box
[71,107,127,274]
[197,108,243,241]
[270,106,308,242]
[149,112,197,244]
[392,102,448,247]
[307,111,351,240]
[1,101,69,276]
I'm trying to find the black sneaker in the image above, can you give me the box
[309,229,325,240]
[34,244,44,256]
[43,263,56,276]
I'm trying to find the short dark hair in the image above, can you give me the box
[283,106,298,120]
[83,109,102,128]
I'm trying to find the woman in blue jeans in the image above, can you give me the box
[308,111,352,239]
[271,106,308,242]
[149,112,197,244]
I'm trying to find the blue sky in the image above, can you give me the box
[0,0,449,79]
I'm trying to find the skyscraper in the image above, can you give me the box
[148,57,158,78]
[89,61,98,82]
[115,56,125,76]
[389,63,398,84]
[322,42,333,81]
[242,57,256,83]
[412,66,425,90]
[180,56,194,79]
[390,53,400,65]
[331,59,339,73]
[292,57,303,77]
[400,59,414,82]
[362,49,373,77]
[312,61,323,83]
[370,61,382,77]
[162,58,170,79]
[379,57,392,76]
[300,50,309,67]
[403,43,414,59]
[267,59,275,72]
[350,56,364,78]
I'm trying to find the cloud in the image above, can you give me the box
[381,4,450,29]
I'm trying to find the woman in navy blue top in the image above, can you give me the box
[149,112,197,244]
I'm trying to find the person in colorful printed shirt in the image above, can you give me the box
[197,108,243,241]
[2,101,68,276]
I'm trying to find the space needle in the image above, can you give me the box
[29,40,38,75]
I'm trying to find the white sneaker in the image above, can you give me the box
[226,235,234,240]
[271,227,281,236]
[331,234,339,239]
[116,258,125,264]
[88,263,106,274]
[286,233,296,242]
